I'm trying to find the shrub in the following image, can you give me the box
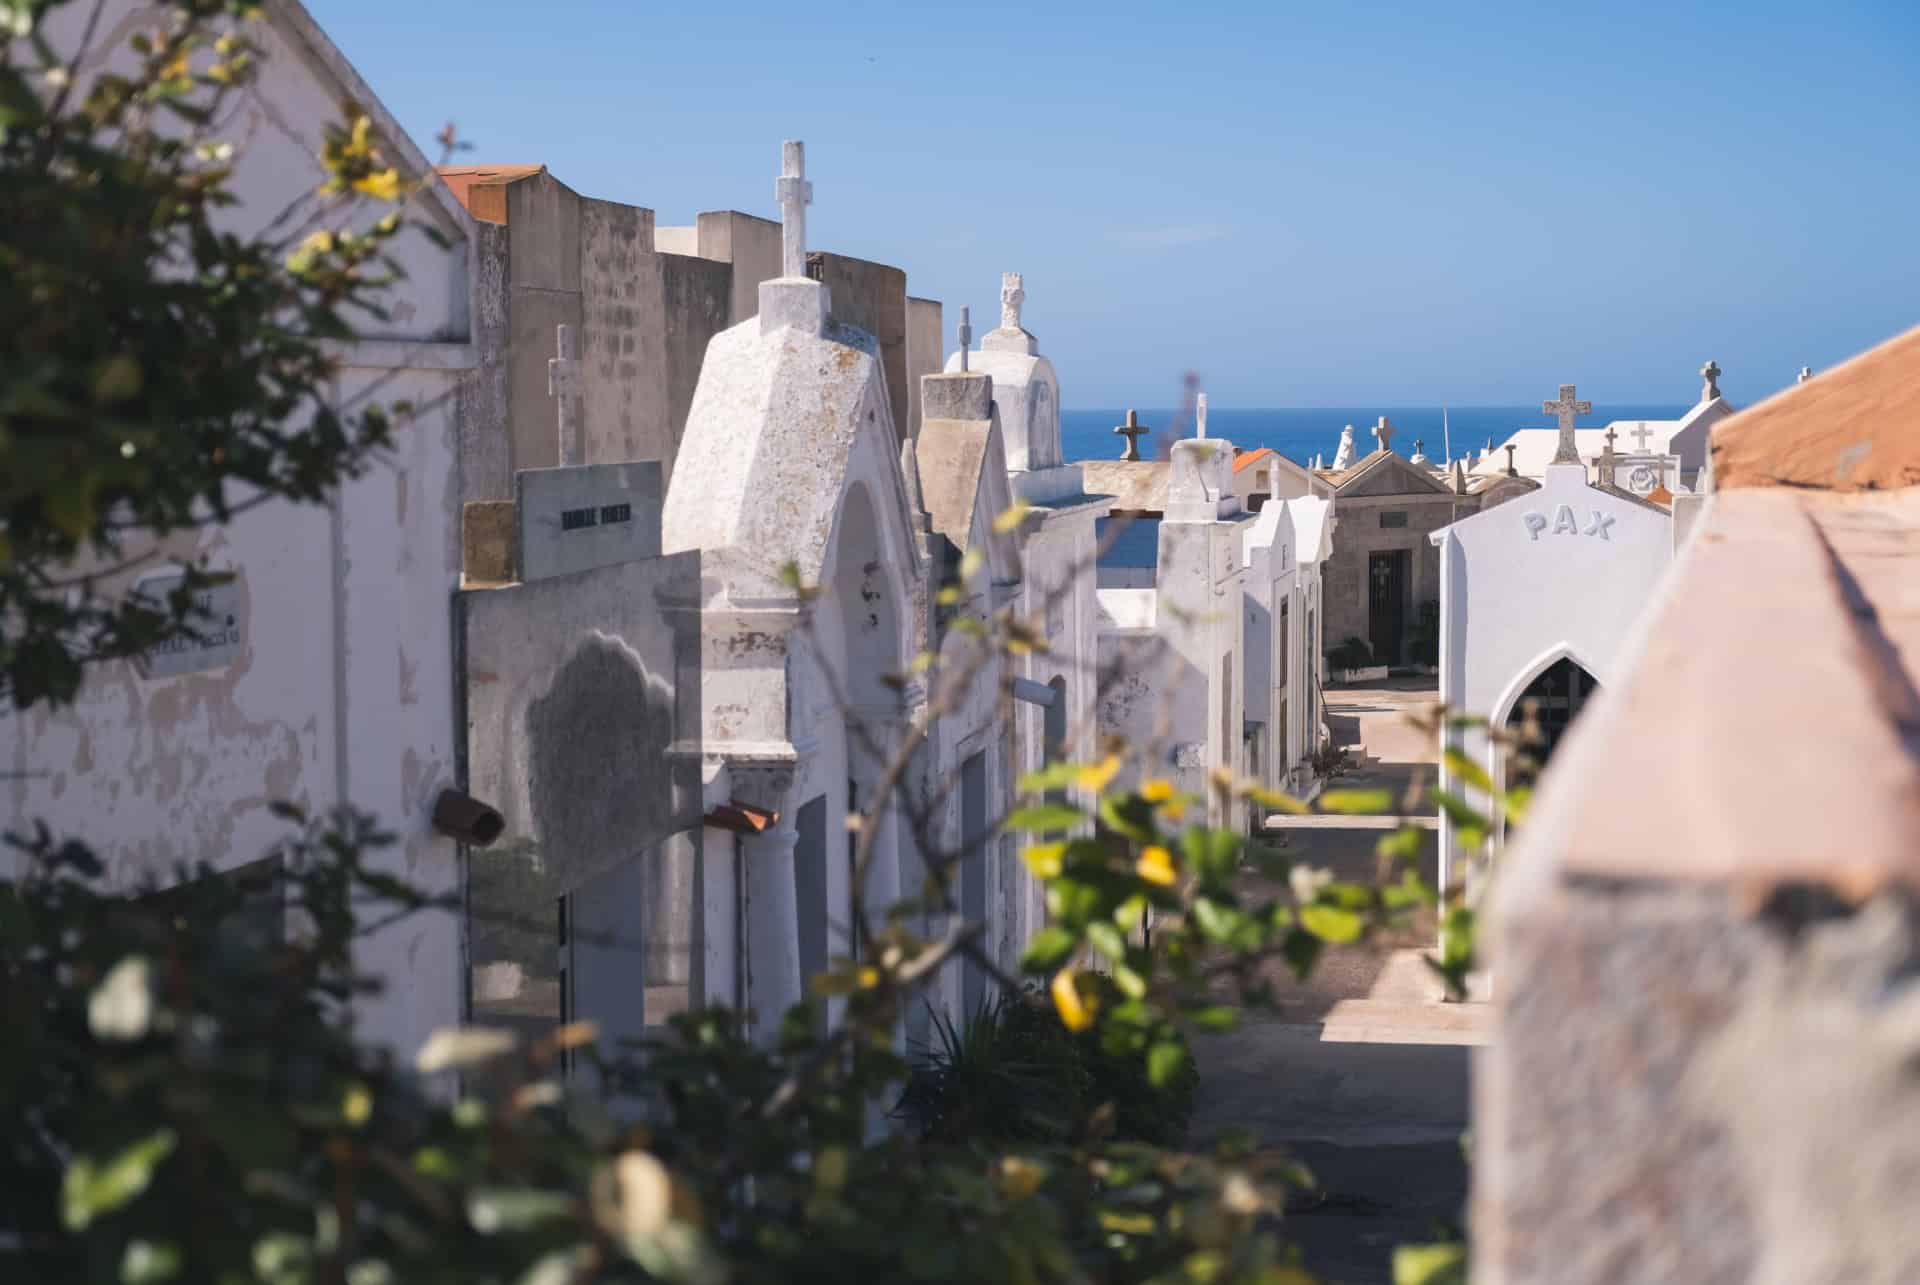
[895,988,1199,1148]
[1327,636,1373,671]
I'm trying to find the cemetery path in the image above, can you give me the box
[1193,678,1483,1285]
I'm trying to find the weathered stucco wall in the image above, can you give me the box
[695,210,782,325]
[905,296,944,441]
[818,252,910,445]
[659,252,732,484]
[579,196,666,471]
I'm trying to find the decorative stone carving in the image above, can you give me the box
[1543,384,1593,466]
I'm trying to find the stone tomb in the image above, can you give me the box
[515,460,664,582]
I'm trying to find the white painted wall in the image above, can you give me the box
[2,1,475,1059]
[1431,464,1674,888]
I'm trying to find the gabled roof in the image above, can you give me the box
[1329,450,1452,497]
[436,165,548,225]
[1232,447,1274,474]
[1712,323,1920,491]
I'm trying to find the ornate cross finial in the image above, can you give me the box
[1504,443,1518,477]
[547,322,580,467]
[1700,359,1722,402]
[1000,272,1025,331]
[957,306,971,373]
[1115,409,1148,461]
[1600,425,1618,485]
[1196,393,1208,440]
[1542,383,1592,465]
[1371,415,1396,455]
[774,140,813,280]
[1799,365,1813,384]
[1603,424,1618,455]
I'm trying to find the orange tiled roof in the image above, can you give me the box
[436,165,545,225]
[1713,323,1920,491]
[1232,447,1274,474]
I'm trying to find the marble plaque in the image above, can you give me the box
[133,573,244,678]
[515,461,663,583]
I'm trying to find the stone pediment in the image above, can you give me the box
[1334,451,1452,498]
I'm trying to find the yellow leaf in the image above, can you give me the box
[353,167,403,201]
[1021,842,1066,879]
[1076,754,1121,792]
[1135,845,1177,887]
[1157,797,1189,824]
[342,1082,373,1127]
[1140,778,1175,803]
[992,500,1033,534]
[1051,968,1096,1032]
[999,1156,1046,1200]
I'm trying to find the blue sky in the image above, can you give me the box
[313,0,1920,407]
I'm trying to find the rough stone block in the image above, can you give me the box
[463,501,517,584]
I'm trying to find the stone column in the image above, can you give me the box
[729,759,801,1044]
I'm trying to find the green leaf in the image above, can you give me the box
[1280,927,1323,981]
[1317,788,1393,815]
[120,1240,182,1284]
[1393,1242,1468,1285]
[466,1188,575,1235]
[1003,803,1083,833]
[1017,762,1081,793]
[1147,1040,1188,1088]
[1430,789,1489,832]
[1375,824,1425,864]
[63,1130,177,1230]
[1442,747,1495,796]
[1180,826,1242,881]
[1300,904,1363,945]
[1020,926,1078,972]
[1085,920,1126,962]
[1185,1005,1238,1032]
[1246,784,1310,815]
[1097,793,1156,844]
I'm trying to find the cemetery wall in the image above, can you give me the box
[818,252,911,444]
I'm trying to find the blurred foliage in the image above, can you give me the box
[0,0,436,709]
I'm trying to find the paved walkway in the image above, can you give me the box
[1191,678,1485,1284]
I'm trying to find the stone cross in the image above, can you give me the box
[1600,425,1618,486]
[1799,365,1813,384]
[1115,409,1148,461]
[1371,415,1396,455]
[1504,443,1518,477]
[957,306,971,373]
[1000,272,1025,331]
[1630,423,1654,451]
[547,322,580,467]
[1196,392,1208,439]
[1700,359,1722,401]
[774,139,812,280]
[1542,383,1592,465]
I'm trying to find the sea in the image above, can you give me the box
[1062,405,1692,468]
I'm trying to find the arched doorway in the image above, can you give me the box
[1502,657,1599,782]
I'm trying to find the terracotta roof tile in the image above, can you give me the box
[1232,447,1274,474]
[1712,322,1920,491]
[436,164,545,225]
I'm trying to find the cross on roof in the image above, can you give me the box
[1000,272,1024,331]
[1115,409,1148,461]
[1629,423,1654,451]
[1542,383,1592,465]
[1371,415,1395,455]
[1504,443,1518,477]
[1603,424,1618,455]
[1700,359,1722,401]
[774,140,812,280]
[957,306,971,373]
[547,322,580,467]
[1196,393,1209,439]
